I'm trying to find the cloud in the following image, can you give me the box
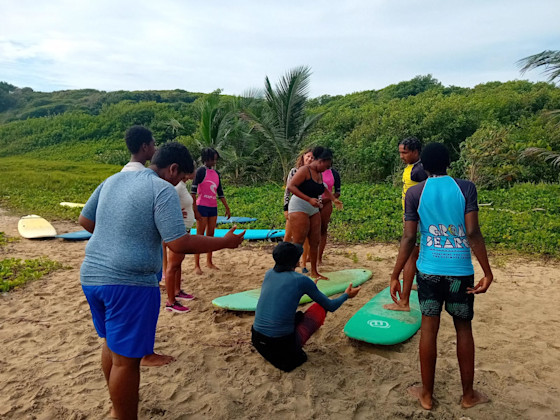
[1,0,559,96]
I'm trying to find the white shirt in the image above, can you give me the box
[121,161,147,172]
[175,181,195,229]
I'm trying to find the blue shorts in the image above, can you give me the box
[82,285,161,358]
[197,205,218,218]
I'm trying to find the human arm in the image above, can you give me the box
[166,226,244,254]
[302,277,360,312]
[465,211,493,294]
[332,169,341,199]
[219,197,231,219]
[79,215,95,233]
[287,167,322,208]
[389,220,418,303]
[322,187,343,209]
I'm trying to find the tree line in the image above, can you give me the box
[1,61,559,188]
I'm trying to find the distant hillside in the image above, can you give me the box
[1,75,559,187]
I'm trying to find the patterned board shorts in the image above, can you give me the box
[417,271,475,320]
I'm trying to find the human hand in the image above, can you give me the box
[225,208,231,219]
[224,226,245,248]
[308,198,322,208]
[334,199,343,210]
[194,208,201,221]
[345,283,361,298]
[389,277,402,303]
[467,274,493,294]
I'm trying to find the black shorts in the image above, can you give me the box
[251,326,307,372]
[197,205,218,218]
[417,271,475,320]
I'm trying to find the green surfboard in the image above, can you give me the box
[212,268,372,311]
[344,285,421,345]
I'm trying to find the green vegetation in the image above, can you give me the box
[0,232,18,247]
[1,63,559,261]
[0,157,558,257]
[1,74,559,187]
[0,257,65,292]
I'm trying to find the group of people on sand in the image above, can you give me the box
[79,126,492,419]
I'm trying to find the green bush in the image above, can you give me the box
[0,257,64,292]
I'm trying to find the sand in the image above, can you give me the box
[1,209,559,419]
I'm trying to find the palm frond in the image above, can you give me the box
[517,50,560,83]
[522,147,560,168]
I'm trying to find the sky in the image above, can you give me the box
[1,0,559,98]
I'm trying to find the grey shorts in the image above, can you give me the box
[288,195,320,216]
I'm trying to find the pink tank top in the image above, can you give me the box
[322,169,335,193]
[196,168,220,207]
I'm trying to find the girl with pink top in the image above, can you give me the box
[191,148,231,274]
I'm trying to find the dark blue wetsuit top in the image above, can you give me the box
[253,269,348,337]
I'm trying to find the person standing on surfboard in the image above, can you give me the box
[252,242,361,372]
[79,142,245,420]
[191,147,231,275]
[389,142,493,410]
[385,136,427,312]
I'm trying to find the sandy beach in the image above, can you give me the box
[1,209,559,419]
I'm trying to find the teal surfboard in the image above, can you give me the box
[212,268,372,311]
[343,285,421,345]
[216,216,257,224]
[56,230,92,240]
[189,228,284,240]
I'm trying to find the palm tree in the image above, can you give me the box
[518,50,560,168]
[243,66,323,181]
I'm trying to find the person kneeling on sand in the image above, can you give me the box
[251,242,361,372]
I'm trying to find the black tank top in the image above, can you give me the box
[298,167,325,198]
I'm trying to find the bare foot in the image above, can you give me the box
[194,267,203,275]
[140,353,175,367]
[109,407,117,418]
[461,390,489,408]
[207,263,220,270]
[408,385,433,410]
[310,272,328,281]
[383,302,411,312]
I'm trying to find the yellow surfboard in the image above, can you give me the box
[17,215,57,239]
[59,202,85,208]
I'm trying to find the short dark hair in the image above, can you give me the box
[312,146,333,161]
[151,142,195,174]
[421,143,450,175]
[125,126,154,154]
[201,147,219,163]
[272,242,304,272]
[399,136,422,152]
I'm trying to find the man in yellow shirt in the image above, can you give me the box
[385,136,427,311]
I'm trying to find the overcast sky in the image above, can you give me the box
[1,0,559,97]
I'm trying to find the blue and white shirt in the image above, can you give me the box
[405,176,478,276]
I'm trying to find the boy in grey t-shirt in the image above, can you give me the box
[80,141,244,420]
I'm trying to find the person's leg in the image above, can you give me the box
[308,213,327,280]
[295,303,327,346]
[453,318,488,408]
[108,351,142,420]
[101,341,118,418]
[318,201,333,264]
[165,249,189,313]
[205,215,219,269]
[283,211,293,242]
[194,217,208,275]
[408,315,440,410]
[301,239,310,273]
[385,245,419,312]
[289,212,310,244]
